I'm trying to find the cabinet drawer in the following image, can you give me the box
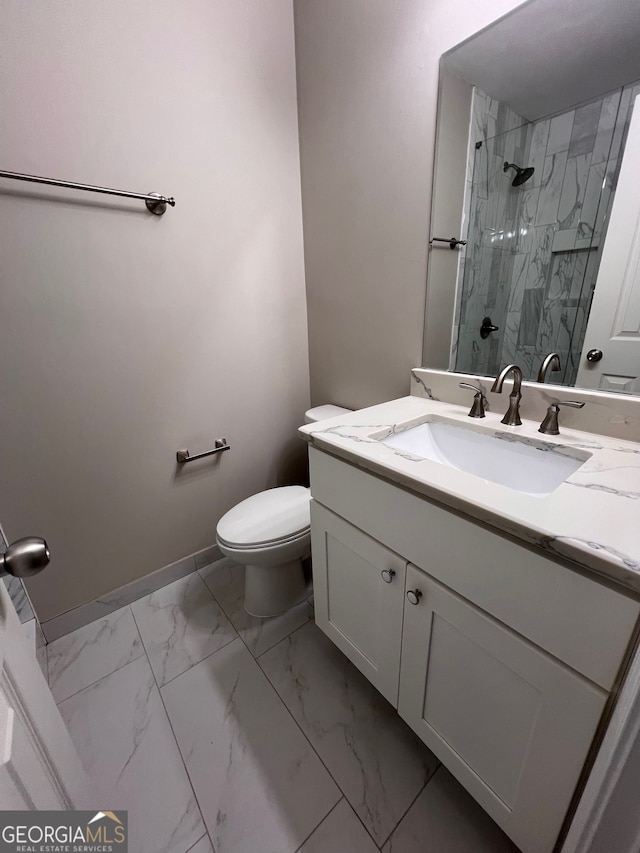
[399,564,607,853]
[310,501,406,706]
[309,447,639,690]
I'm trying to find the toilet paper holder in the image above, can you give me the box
[176,438,230,464]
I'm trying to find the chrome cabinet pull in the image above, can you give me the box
[381,569,396,583]
[406,589,423,605]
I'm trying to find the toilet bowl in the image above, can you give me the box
[216,405,351,618]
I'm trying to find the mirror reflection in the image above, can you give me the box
[425,0,640,395]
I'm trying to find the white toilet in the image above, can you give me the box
[216,405,351,617]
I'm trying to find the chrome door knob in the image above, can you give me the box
[586,349,603,363]
[406,589,423,605]
[381,569,396,583]
[1,537,50,578]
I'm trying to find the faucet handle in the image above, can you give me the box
[459,382,486,418]
[539,401,585,435]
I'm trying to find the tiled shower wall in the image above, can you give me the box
[454,82,640,384]
[450,89,528,370]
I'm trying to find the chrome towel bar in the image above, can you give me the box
[429,236,467,250]
[176,439,230,464]
[0,169,175,215]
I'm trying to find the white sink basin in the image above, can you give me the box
[378,419,589,496]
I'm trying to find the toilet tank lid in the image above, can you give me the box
[217,486,311,547]
[304,405,352,423]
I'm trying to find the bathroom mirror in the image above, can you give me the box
[422,0,640,395]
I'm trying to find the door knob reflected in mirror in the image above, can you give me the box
[1,537,50,578]
[586,349,603,363]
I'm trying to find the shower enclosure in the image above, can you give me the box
[453,81,639,385]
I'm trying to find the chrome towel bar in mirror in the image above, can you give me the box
[429,236,467,250]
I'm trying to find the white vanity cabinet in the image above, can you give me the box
[308,447,640,853]
[400,565,606,853]
[311,501,406,705]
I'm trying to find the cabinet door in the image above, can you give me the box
[398,565,608,853]
[310,501,406,706]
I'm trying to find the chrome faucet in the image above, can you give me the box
[538,400,585,435]
[537,352,561,383]
[459,382,487,418]
[491,364,523,426]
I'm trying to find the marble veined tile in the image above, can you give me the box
[525,224,554,289]
[528,119,549,187]
[517,287,543,348]
[161,637,340,853]
[186,835,214,853]
[382,767,518,853]
[568,100,601,157]
[594,158,618,243]
[199,557,310,658]
[47,606,144,703]
[500,310,520,364]
[512,188,539,255]
[610,86,633,162]
[552,228,578,253]
[536,151,568,225]
[547,111,574,155]
[592,92,620,164]
[506,254,530,314]
[299,800,378,853]
[558,153,592,228]
[131,572,237,686]
[579,161,606,240]
[259,622,438,847]
[59,656,205,853]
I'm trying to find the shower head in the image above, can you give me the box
[503,161,535,186]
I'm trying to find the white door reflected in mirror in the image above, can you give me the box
[577,95,640,394]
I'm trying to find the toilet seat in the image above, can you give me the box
[217,526,310,551]
[216,486,310,549]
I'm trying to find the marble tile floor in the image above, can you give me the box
[48,557,519,853]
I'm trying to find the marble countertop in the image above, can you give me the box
[299,395,640,594]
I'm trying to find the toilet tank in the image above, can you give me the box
[304,405,352,424]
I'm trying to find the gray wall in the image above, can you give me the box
[0,1,309,621]
[294,0,528,410]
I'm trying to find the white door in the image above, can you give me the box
[0,578,92,808]
[577,95,640,393]
[310,501,406,707]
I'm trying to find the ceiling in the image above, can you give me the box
[442,0,640,121]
